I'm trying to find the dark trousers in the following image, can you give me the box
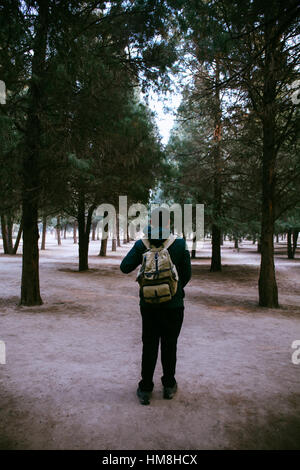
[138,305,184,392]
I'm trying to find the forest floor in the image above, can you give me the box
[0,236,299,450]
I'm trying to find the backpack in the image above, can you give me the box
[136,235,179,304]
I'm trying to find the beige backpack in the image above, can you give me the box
[136,235,179,304]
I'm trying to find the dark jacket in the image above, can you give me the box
[120,236,192,309]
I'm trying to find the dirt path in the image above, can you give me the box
[0,237,299,449]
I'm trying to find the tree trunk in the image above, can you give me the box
[92,223,96,241]
[63,225,67,239]
[210,59,222,272]
[41,215,47,250]
[73,221,77,244]
[20,0,48,305]
[13,220,23,254]
[287,229,293,259]
[116,214,121,247]
[77,193,94,271]
[56,216,61,245]
[99,238,108,256]
[258,11,279,307]
[99,212,108,256]
[292,229,298,257]
[234,237,239,250]
[191,234,197,259]
[7,215,13,253]
[1,215,9,254]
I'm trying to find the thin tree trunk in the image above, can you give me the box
[293,229,298,256]
[1,215,9,254]
[73,221,77,244]
[191,234,197,259]
[13,220,23,254]
[234,237,239,250]
[287,229,293,259]
[92,223,96,241]
[77,193,95,271]
[41,215,47,250]
[63,225,67,239]
[111,214,117,251]
[126,224,130,243]
[99,212,108,256]
[116,214,121,247]
[56,216,61,245]
[99,238,107,256]
[7,215,13,253]
[210,59,222,272]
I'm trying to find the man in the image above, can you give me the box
[120,207,192,405]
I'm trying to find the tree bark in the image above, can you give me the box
[258,10,279,307]
[41,216,47,250]
[20,0,48,305]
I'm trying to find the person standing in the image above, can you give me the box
[120,208,192,405]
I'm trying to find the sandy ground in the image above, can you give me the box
[0,235,299,450]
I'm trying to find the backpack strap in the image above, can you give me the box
[163,234,176,250]
[141,234,176,250]
[141,238,150,249]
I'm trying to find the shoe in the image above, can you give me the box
[136,387,152,405]
[163,383,177,400]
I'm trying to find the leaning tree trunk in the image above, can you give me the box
[21,0,48,306]
[258,12,279,308]
[41,215,47,250]
[13,220,23,254]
